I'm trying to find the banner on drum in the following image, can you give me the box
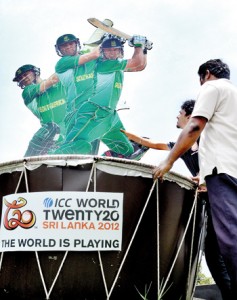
[0,191,123,252]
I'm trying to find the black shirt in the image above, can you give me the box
[168,141,199,176]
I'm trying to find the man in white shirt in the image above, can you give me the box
[153,58,237,300]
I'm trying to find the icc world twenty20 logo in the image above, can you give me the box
[3,197,36,230]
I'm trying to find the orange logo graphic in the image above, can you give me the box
[3,197,36,230]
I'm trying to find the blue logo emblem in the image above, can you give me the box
[43,197,53,207]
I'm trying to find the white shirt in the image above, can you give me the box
[192,78,237,184]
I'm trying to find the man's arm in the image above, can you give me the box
[125,35,148,72]
[56,47,100,73]
[121,129,168,150]
[125,47,147,71]
[23,73,59,104]
[39,49,99,92]
[152,116,207,180]
[39,73,59,92]
[78,46,100,65]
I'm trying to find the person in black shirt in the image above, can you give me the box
[121,99,199,175]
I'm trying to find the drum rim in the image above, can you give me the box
[0,155,196,190]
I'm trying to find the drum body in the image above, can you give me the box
[0,155,206,300]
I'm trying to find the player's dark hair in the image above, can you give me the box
[181,100,195,116]
[198,59,230,80]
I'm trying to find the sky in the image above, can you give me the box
[1,0,237,276]
[1,0,237,172]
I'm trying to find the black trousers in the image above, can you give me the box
[206,173,237,300]
[205,198,231,300]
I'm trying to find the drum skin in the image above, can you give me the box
[0,156,205,300]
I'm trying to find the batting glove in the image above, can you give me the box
[145,39,153,50]
[129,35,147,48]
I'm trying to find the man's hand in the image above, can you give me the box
[128,35,147,48]
[152,159,173,181]
[191,175,207,192]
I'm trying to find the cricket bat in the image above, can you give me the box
[87,18,153,50]
[87,18,132,40]
[84,18,114,47]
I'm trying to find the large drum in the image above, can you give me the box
[0,155,206,300]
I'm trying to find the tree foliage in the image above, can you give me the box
[196,264,214,285]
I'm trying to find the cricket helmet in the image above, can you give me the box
[13,64,40,88]
[101,34,124,48]
[55,34,81,56]
[101,34,125,59]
